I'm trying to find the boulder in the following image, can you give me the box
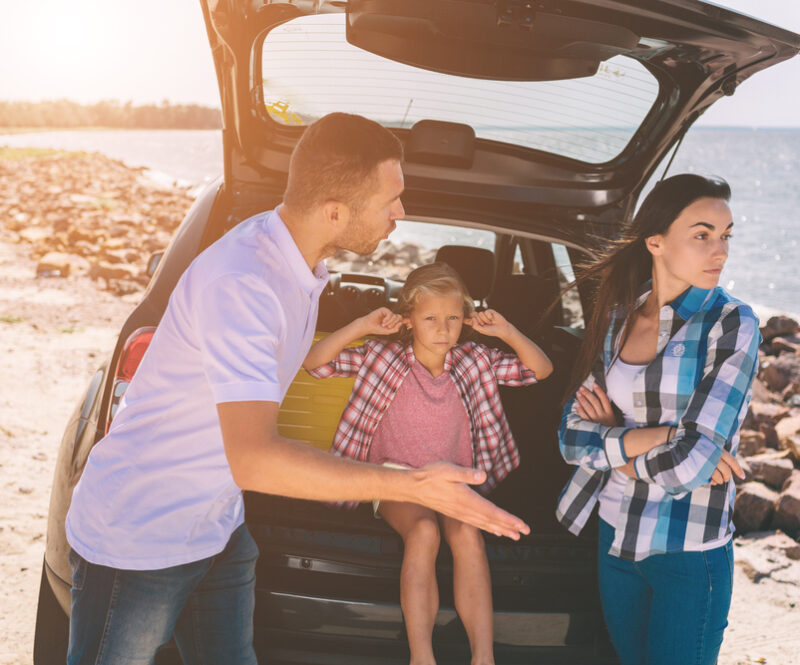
[744,401,789,429]
[734,482,779,533]
[760,354,800,393]
[772,336,800,355]
[746,454,795,490]
[781,434,800,463]
[781,382,800,402]
[773,471,800,536]
[760,316,800,342]
[775,415,800,442]
[759,421,779,449]
[88,261,139,282]
[35,252,89,278]
[751,377,779,404]
[737,429,767,457]
[36,252,73,277]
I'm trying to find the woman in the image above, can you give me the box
[556,174,759,665]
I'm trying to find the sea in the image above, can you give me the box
[2,127,798,320]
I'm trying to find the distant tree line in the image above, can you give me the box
[0,99,222,129]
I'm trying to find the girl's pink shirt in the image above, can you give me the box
[367,360,473,468]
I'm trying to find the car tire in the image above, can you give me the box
[33,558,69,665]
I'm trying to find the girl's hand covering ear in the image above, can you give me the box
[465,309,511,338]
[360,307,403,336]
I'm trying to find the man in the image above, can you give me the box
[65,113,528,664]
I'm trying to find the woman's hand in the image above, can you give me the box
[619,448,745,485]
[709,450,745,485]
[575,384,617,427]
[359,307,403,336]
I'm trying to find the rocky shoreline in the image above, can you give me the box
[0,148,192,296]
[733,316,800,553]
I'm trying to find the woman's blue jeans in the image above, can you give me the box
[597,519,733,665]
[67,523,259,665]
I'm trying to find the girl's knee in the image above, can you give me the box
[443,520,483,551]
[405,516,441,551]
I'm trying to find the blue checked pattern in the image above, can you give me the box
[556,285,760,561]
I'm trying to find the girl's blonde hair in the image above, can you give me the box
[396,262,475,333]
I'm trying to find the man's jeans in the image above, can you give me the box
[67,523,259,665]
[597,519,734,665]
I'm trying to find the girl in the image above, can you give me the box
[304,261,552,665]
[556,174,758,665]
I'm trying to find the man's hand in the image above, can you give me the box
[218,402,530,540]
[408,462,530,540]
[358,307,403,336]
[576,384,617,428]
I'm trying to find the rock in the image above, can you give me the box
[746,454,795,490]
[751,377,779,404]
[773,471,800,536]
[742,531,800,561]
[760,316,800,342]
[738,429,767,457]
[776,415,800,442]
[36,252,73,277]
[744,401,789,430]
[760,354,800,393]
[111,280,143,296]
[781,434,800,463]
[17,227,51,244]
[772,336,800,355]
[759,421,780,449]
[35,251,89,278]
[88,261,139,282]
[781,382,800,402]
[734,482,779,533]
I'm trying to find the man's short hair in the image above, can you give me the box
[283,113,403,214]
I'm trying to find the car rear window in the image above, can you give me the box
[328,219,497,281]
[259,13,660,164]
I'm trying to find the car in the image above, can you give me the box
[33,1,800,663]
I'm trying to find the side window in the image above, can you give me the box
[551,244,584,329]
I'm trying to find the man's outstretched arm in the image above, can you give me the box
[217,400,530,540]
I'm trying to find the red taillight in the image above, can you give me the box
[116,326,156,382]
[106,326,156,432]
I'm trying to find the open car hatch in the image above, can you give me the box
[200,0,799,240]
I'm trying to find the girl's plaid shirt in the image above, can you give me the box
[308,339,538,502]
[556,285,760,561]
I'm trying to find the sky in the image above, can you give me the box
[0,0,798,126]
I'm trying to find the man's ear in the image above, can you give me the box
[644,234,663,257]
[322,200,349,233]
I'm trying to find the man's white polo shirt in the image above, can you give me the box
[66,210,329,570]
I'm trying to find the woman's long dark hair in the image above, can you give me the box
[563,173,731,400]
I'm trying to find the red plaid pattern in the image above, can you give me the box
[308,339,538,498]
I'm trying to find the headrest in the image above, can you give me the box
[435,245,495,302]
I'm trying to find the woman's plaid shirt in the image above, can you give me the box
[556,285,760,561]
[308,339,538,499]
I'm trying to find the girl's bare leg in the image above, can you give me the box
[379,501,441,665]
[440,515,495,665]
